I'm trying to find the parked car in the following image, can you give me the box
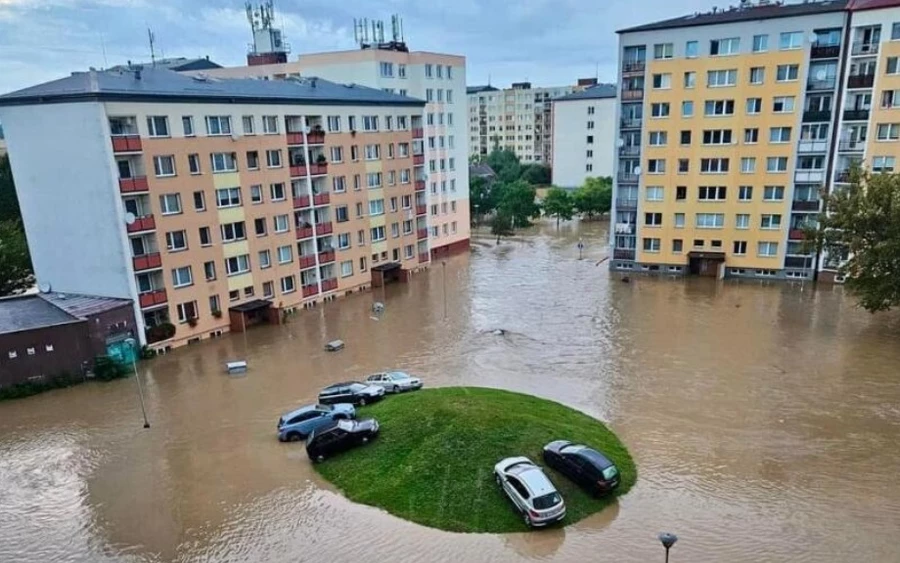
[318,381,385,406]
[494,456,566,527]
[306,418,379,462]
[277,403,356,442]
[542,440,620,496]
[324,339,345,352]
[364,371,423,393]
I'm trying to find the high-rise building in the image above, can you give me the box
[550,84,618,187]
[611,0,900,282]
[0,68,428,349]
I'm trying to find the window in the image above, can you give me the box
[172,266,193,288]
[363,115,379,131]
[696,213,725,228]
[159,193,181,215]
[337,260,354,279]
[266,150,282,168]
[331,146,344,163]
[368,199,385,216]
[204,261,216,281]
[281,275,296,293]
[165,230,187,251]
[188,154,201,175]
[147,116,169,137]
[770,127,792,143]
[674,213,686,228]
[153,155,176,177]
[365,144,381,160]
[651,103,670,117]
[199,226,211,246]
[746,98,763,114]
[710,37,740,56]
[766,157,788,172]
[888,57,900,75]
[370,226,386,242]
[741,157,756,173]
[182,116,194,136]
[761,214,782,229]
[646,186,664,201]
[220,221,246,242]
[367,172,382,188]
[680,130,692,145]
[211,152,237,172]
[700,158,729,173]
[763,186,785,201]
[744,128,759,143]
[758,241,779,256]
[779,31,803,50]
[652,73,671,89]
[333,176,347,193]
[247,151,259,170]
[225,254,250,275]
[735,214,750,229]
[704,99,735,116]
[258,250,271,269]
[649,131,667,146]
[425,63,434,78]
[216,187,241,208]
[686,40,699,58]
[876,123,900,140]
[698,186,727,201]
[261,115,278,134]
[380,61,394,77]
[678,159,689,173]
[277,245,292,264]
[192,190,206,211]
[262,281,274,298]
[801,124,830,141]
[707,69,737,87]
[749,67,765,85]
[733,241,747,255]
[254,218,266,236]
[273,214,289,233]
[752,34,768,52]
[653,43,673,59]
[642,238,661,252]
[647,159,666,174]
[682,101,694,117]
[676,186,687,200]
[335,205,349,223]
[250,185,262,204]
[205,115,232,135]
[176,301,197,323]
[587,135,594,144]
[873,156,896,172]
[644,212,663,226]
[326,116,341,132]
[777,63,801,81]
[702,129,733,145]
[739,186,753,201]
[242,115,255,135]
[229,290,239,302]
[270,183,286,201]
[882,90,900,109]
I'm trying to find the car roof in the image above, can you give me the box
[561,444,614,468]
[282,404,319,418]
[387,371,410,377]
[322,381,361,390]
[515,466,557,497]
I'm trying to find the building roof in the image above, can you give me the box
[0,295,80,335]
[618,0,849,34]
[554,84,617,102]
[0,68,426,107]
[467,85,499,94]
[110,57,222,72]
[40,292,131,318]
[470,163,496,178]
[847,0,900,9]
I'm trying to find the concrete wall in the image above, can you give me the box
[551,97,616,187]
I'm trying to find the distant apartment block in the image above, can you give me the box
[551,84,618,187]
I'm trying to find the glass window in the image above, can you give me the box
[242,115,255,134]
[171,266,193,288]
[216,187,241,208]
[653,43,674,59]
[710,37,740,56]
[739,186,753,201]
[146,116,169,137]
[763,186,785,201]
[682,101,694,117]
[259,250,271,269]
[735,214,750,229]
[750,67,765,84]
[779,31,803,50]
[182,116,194,136]
[758,241,779,256]
[753,34,769,52]
[685,40,699,58]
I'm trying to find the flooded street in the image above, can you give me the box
[2,220,900,562]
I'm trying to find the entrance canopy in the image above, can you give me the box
[687,251,726,261]
[229,299,273,313]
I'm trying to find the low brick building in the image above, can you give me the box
[0,293,135,388]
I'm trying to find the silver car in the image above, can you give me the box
[494,456,566,527]
[364,371,423,393]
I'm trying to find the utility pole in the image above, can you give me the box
[441,261,448,320]
[148,28,157,67]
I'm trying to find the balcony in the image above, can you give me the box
[785,255,813,269]
[810,44,840,59]
[795,170,825,183]
[133,252,162,271]
[138,289,167,309]
[296,226,314,239]
[286,130,326,145]
[619,146,640,157]
[418,252,430,264]
[620,118,642,129]
[417,228,428,240]
[838,140,865,152]
[621,89,644,101]
[807,78,836,91]
[321,278,338,292]
[416,204,427,215]
[293,195,311,209]
[299,254,316,269]
[617,198,638,210]
[851,42,878,56]
[613,248,636,260]
[842,109,870,121]
[622,61,645,74]
[793,200,820,212]
[847,74,874,89]
[415,180,426,192]
[315,221,333,235]
[412,128,424,139]
[118,176,149,193]
[313,193,330,206]
[126,214,155,233]
[614,223,636,235]
[798,140,828,153]
[802,110,832,123]
[111,135,142,153]
[318,250,335,264]
[302,284,319,298]
[617,172,639,184]
[413,154,425,166]
[290,163,328,177]
[788,228,806,240]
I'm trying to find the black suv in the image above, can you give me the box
[318,381,385,406]
[306,418,379,462]
[542,440,620,496]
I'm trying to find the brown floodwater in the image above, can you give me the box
[2,220,900,563]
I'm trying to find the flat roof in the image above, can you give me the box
[554,84,617,101]
[0,68,426,108]
[0,295,81,335]
[41,292,131,318]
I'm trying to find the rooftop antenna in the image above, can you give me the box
[148,28,156,66]
[100,33,108,68]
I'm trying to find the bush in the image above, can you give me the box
[146,322,175,343]
[139,345,156,360]
[93,355,128,381]
[0,371,82,401]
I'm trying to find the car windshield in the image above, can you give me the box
[336,419,355,431]
[316,404,333,412]
[532,492,562,510]
[388,372,406,379]
[602,466,619,480]
[349,383,367,392]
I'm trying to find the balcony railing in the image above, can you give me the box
[296,226,314,239]
[119,176,149,193]
[807,79,836,91]
[798,140,828,153]
[802,110,832,123]
[838,140,865,152]
[415,180,426,192]
[851,42,878,56]
[315,222,333,235]
[847,74,874,89]
[614,223,636,235]
[111,135,142,153]
[785,255,813,269]
[321,278,338,292]
[417,228,428,240]
[318,250,335,264]
[418,252,430,264]
[788,228,807,240]
[810,44,841,59]
[413,154,425,165]
[622,61,646,73]
[620,118,642,129]
[842,109,870,121]
[613,248,636,260]
[293,195,311,209]
[412,128,424,139]
[619,146,641,157]
[286,130,326,145]
[126,214,155,233]
[302,284,319,298]
[617,172,639,183]
[792,200,820,212]
[617,198,638,210]
[621,89,644,100]
[416,204,427,215]
[313,193,330,206]
[133,252,162,271]
[138,289,167,309]
[795,170,825,183]
[290,163,328,177]
[299,254,316,269]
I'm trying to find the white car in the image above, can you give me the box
[494,456,566,527]
[364,371,423,393]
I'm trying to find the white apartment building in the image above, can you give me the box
[550,85,618,187]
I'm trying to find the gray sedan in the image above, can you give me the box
[364,371,423,393]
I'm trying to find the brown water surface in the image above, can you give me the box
[2,221,900,562]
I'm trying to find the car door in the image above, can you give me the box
[328,429,348,455]
[319,389,336,404]
[504,476,529,512]
[561,453,583,482]
[305,410,329,433]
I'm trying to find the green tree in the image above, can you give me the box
[519,164,552,185]
[0,220,33,296]
[497,179,540,228]
[490,212,514,244]
[541,187,574,228]
[813,169,900,312]
[486,149,522,184]
[0,155,21,223]
[573,176,613,219]
[469,175,496,225]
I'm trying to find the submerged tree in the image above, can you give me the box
[572,176,612,219]
[490,212,514,244]
[541,187,574,228]
[497,179,540,228]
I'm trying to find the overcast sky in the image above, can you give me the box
[0,0,716,94]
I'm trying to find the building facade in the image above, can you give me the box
[612,0,900,281]
[0,69,427,349]
[197,48,471,258]
[550,85,618,187]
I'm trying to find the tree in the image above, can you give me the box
[0,155,21,223]
[573,176,612,219]
[0,220,33,296]
[490,212,514,244]
[469,175,496,225]
[520,164,552,186]
[497,179,540,228]
[486,149,522,184]
[541,187,574,228]
[813,169,900,312]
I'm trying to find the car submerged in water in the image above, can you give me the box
[364,371,423,393]
[306,418,379,462]
[277,403,356,441]
[318,381,385,406]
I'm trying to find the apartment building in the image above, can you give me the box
[612,0,900,281]
[467,82,577,164]
[0,68,427,349]
[551,84,618,187]
[197,48,470,258]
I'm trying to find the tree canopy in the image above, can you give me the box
[0,220,33,296]
[485,149,522,184]
[498,179,540,228]
[541,187,574,227]
[490,213,514,244]
[572,176,612,219]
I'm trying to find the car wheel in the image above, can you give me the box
[361,436,370,444]
[315,454,325,463]
[359,397,367,406]
[495,473,502,486]
[286,432,301,442]
[523,512,532,527]
[392,385,400,393]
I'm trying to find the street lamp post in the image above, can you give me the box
[125,338,150,428]
[441,260,448,320]
[658,532,678,563]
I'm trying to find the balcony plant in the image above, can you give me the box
[212,308,223,319]
[187,317,198,328]
[316,154,327,164]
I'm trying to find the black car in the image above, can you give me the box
[542,440,620,496]
[306,418,379,462]
[318,381,385,406]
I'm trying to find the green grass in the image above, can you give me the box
[314,386,636,533]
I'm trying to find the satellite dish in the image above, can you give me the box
[124,212,136,225]
[38,282,52,294]
[616,138,625,148]
[815,69,827,81]
[633,166,642,175]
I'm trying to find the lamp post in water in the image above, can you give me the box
[658,532,677,563]
[124,338,150,428]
